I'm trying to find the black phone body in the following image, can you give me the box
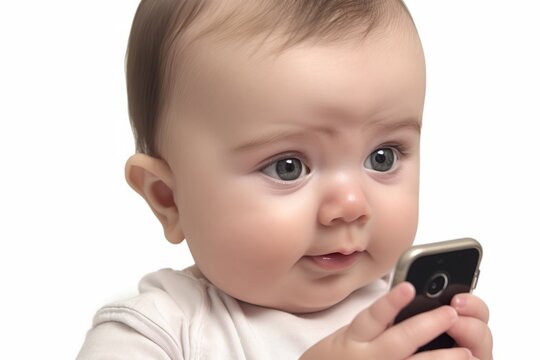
[390,238,482,352]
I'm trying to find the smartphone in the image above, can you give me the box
[390,238,482,352]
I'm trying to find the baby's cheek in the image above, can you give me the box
[371,207,418,265]
[227,217,308,276]
[227,210,310,266]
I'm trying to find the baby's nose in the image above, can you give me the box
[317,173,370,226]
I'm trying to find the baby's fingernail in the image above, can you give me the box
[399,282,415,295]
[453,295,467,310]
[440,305,458,323]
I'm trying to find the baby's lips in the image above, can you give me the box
[308,251,361,271]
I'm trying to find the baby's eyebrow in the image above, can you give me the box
[232,127,327,153]
[371,118,422,134]
[233,118,421,153]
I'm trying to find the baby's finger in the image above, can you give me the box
[373,305,458,358]
[447,316,493,360]
[409,347,479,360]
[452,293,490,323]
[346,282,415,342]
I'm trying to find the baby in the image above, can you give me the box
[78,0,492,358]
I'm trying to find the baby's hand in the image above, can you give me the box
[300,283,479,360]
[448,293,493,360]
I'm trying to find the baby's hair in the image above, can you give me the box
[126,0,412,156]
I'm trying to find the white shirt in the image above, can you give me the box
[77,267,387,360]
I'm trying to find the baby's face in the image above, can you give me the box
[160,24,425,312]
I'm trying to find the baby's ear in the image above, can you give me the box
[125,154,184,244]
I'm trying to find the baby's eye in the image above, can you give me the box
[364,148,397,172]
[261,157,310,181]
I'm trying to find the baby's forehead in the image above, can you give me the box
[167,0,417,94]
[161,0,421,125]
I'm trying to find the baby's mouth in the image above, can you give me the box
[307,251,362,272]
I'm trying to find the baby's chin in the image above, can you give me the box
[247,287,359,314]
[276,296,353,314]
[286,302,345,314]
[267,275,391,313]
[282,278,387,314]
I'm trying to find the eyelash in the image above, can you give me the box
[258,152,311,172]
[381,143,409,157]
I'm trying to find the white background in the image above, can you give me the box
[0,1,538,358]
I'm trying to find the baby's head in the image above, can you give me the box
[125,0,426,313]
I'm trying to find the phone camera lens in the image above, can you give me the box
[425,272,449,298]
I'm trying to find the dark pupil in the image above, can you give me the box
[371,149,394,172]
[276,158,302,180]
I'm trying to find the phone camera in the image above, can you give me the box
[425,272,449,298]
